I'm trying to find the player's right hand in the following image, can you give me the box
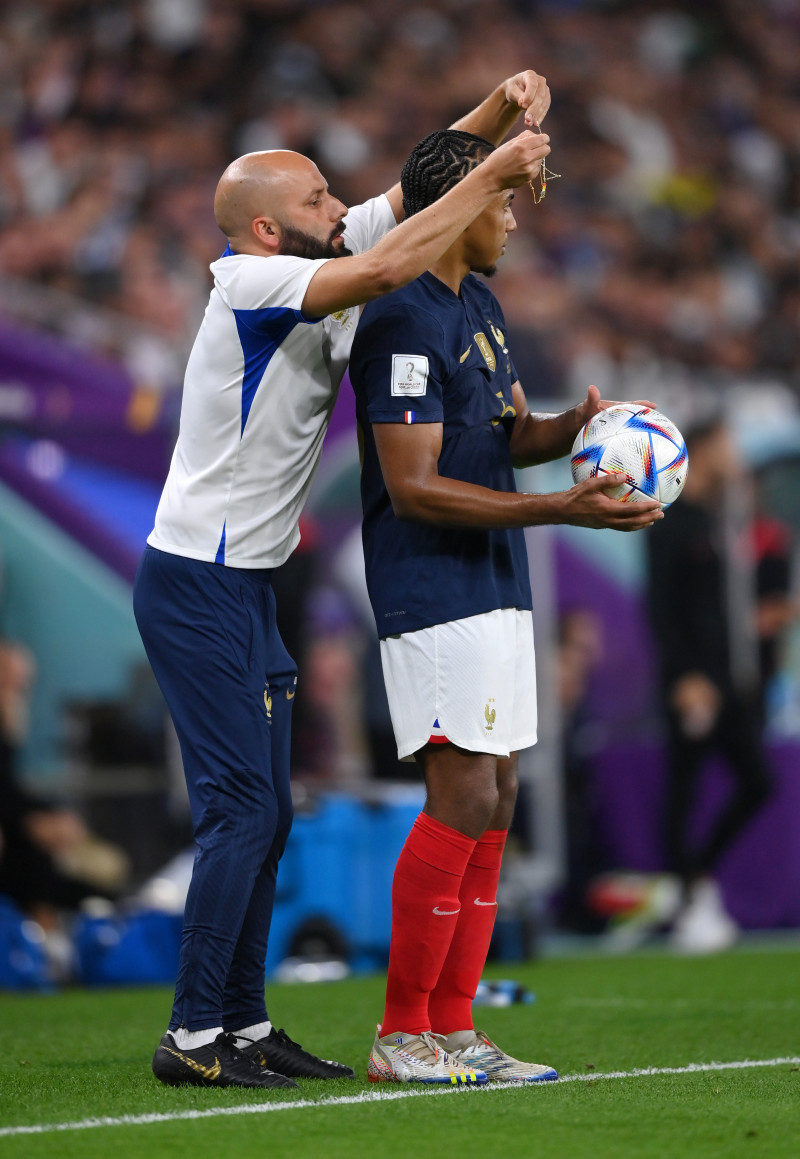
[487,130,550,190]
[558,474,664,532]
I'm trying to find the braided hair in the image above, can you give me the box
[400,129,495,218]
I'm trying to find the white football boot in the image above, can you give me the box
[670,878,739,954]
[442,1029,558,1083]
[368,1027,488,1085]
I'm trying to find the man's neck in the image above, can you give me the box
[428,249,470,296]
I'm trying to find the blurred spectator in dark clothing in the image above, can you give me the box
[330,523,414,783]
[270,514,325,778]
[646,419,783,952]
[555,608,607,932]
[751,494,799,690]
[0,641,128,934]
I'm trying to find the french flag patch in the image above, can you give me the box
[404,411,415,424]
[429,717,449,744]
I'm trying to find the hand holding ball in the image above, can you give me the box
[571,404,688,509]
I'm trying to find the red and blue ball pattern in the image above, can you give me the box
[570,404,688,509]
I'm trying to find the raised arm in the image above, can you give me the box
[383,70,551,221]
[452,70,551,144]
[373,422,663,533]
[302,131,550,319]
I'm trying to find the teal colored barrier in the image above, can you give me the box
[0,482,146,779]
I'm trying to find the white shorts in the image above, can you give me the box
[379,608,538,761]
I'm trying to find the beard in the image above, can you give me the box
[278,221,351,260]
[476,264,497,278]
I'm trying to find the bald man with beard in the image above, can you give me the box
[133,71,551,1091]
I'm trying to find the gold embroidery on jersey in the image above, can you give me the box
[474,332,495,372]
[488,322,508,353]
[491,391,517,426]
[330,309,353,329]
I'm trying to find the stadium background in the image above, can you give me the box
[1,0,800,987]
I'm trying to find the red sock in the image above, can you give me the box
[381,813,476,1037]
[427,829,507,1035]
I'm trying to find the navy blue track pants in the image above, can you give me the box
[133,546,296,1031]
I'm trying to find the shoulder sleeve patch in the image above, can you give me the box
[391,354,429,396]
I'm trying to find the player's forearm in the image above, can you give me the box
[510,406,584,467]
[450,84,521,146]
[389,469,662,533]
[390,474,567,529]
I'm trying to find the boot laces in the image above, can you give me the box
[405,1031,443,1064]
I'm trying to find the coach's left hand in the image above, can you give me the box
[502,71,551,128]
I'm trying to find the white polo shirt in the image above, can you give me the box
[148,194,396,568]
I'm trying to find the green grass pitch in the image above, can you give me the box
[2,945,799,1158]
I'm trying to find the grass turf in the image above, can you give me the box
[1,946,799,1158]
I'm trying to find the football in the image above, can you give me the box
[570,404,688,508]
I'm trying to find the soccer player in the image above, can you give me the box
[349,129,663,1085]
[133,75,554,1090]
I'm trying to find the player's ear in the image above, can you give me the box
[251,216,281,253]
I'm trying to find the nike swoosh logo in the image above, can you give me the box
[432,906,460,916]
[162,1045,221,1081]
[286,689,295,700]
[459,345,472,363]
[474,898,498,907]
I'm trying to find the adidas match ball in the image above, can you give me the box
[570,404,688,508]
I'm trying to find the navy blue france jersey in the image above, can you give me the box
[350,270,533,638]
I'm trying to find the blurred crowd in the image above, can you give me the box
[0,0,798,418]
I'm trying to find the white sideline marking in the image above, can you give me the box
[1,1057,798,1138]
